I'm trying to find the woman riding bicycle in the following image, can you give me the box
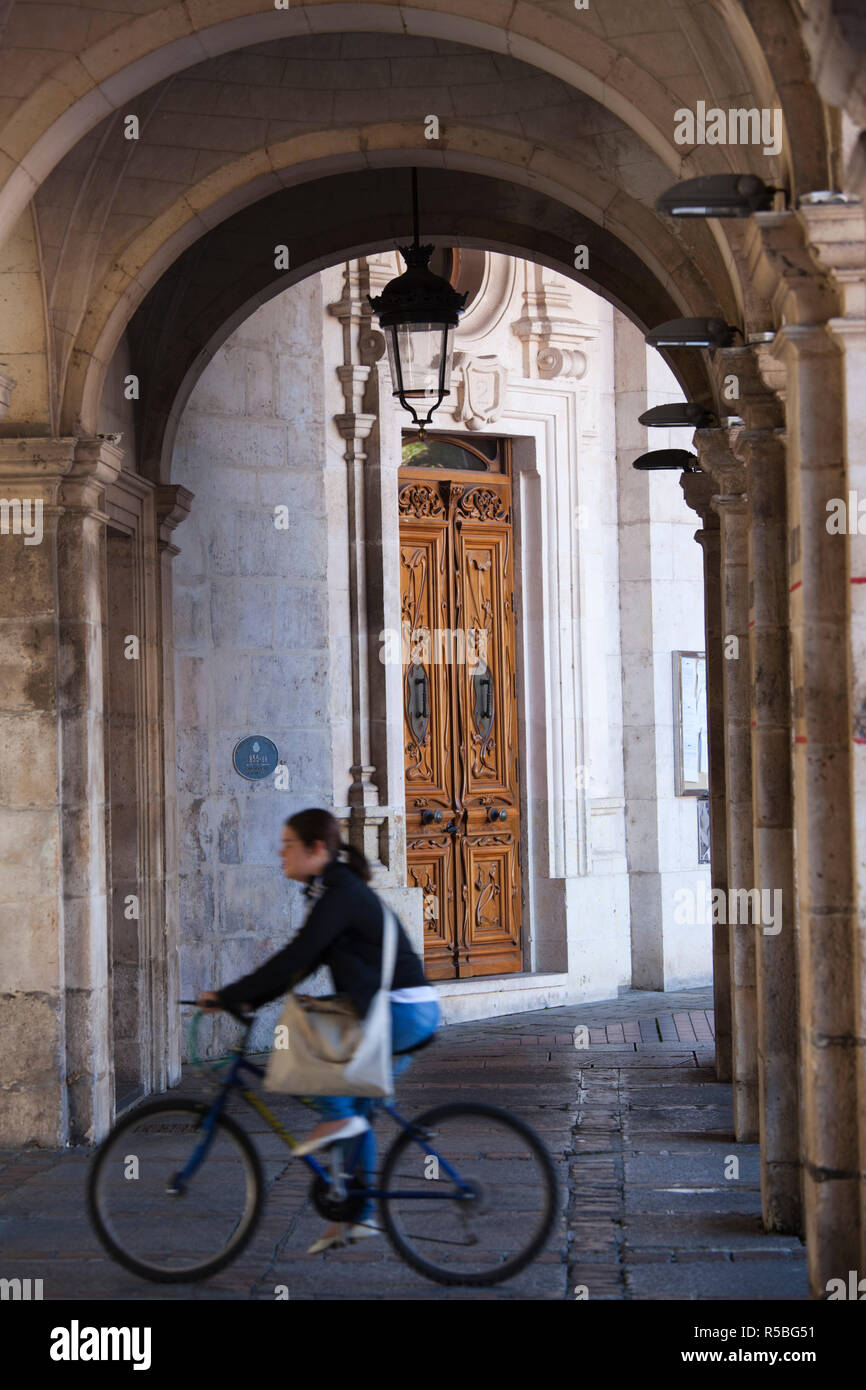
[197,807,440,1253]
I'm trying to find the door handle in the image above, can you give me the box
[421,809,442,825]
[487,807,507,822]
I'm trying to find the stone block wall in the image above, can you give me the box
[171,278,337,1057]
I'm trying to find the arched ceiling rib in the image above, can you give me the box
[119,165,720,479]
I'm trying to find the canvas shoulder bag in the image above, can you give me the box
[263,904,398,1097]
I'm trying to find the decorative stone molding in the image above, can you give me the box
[709,346,785,433]
[695,427,748,500]
[680,467,719,528]
[536,346,588,380]
[155,483,193,554]
[58,436,124,519]
[511,263,597,380]
[747,211,840,327]
[451,352,508,429]
[800,198,866,319]
[0,436,76,500]
[335,411,377,443]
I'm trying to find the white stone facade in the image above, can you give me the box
[170,251,711,1046]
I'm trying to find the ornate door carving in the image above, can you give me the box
[399,460,522,979]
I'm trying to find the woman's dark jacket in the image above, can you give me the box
[217,857,430,1019]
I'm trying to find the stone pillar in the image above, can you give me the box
[799,199,866,1273]
[0,434,121,1145]
[717,345,801,1232]
[0,436,75,1145]
[681,468,731,1082]
[697,429,759,1140]
[327,257,413,907]
[155,483,193,1091]
[57,437,123,1142]
[749,210,860,1292]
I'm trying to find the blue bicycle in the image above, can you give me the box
[88,1004,558,1287]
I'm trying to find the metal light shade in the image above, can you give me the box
[632,449,700,471]
[369,242,468,432]
[646,317,738,349]
[638,402,716,429]
[656,174,776,218]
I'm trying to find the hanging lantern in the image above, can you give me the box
[369,170,468,436]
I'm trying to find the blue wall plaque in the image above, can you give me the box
[232,735,279,781]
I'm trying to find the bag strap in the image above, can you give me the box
[379,905,398,991]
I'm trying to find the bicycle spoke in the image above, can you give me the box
[89,1102,262,1281]
[380,1104,557,1285]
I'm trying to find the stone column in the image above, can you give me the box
[749,210,860,1292]
[681,468,731,1082]
[697,429,759,1140]
[716,345,801,1232]
[327,258,417,931]
[155,483,193,1091]
[0,434,121,1145]
[799,199,866,1273]
[57,437,123,1142]
[0,436,75,1145]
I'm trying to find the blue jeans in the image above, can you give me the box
[308,999,440,1221]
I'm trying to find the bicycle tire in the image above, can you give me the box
[379,1101,558,1286]
[87,1097,264,1283]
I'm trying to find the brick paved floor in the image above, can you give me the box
[0,988,807,1301]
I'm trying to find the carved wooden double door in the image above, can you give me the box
[399,461,523,979]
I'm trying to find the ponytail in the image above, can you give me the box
[285,808,372,883]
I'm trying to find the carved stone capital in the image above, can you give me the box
[694,427,747,497]
[680,468,719,527]
[710,346,785,431]
[57,436,124,518]
[746,211,839,326]
[800,200,866,320]
[0,436,76,500]
[335,412,377,443]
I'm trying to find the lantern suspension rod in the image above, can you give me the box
[411,167,420,249]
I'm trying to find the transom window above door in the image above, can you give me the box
[401,432,508,473]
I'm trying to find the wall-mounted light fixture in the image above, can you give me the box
[646,317,739,350]
[631,449,701,472]
[656,174,779,218]
[638,402,716,429]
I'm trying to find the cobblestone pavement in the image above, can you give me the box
[0,988,807,1301]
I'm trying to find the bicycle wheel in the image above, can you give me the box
[88,1098,264,1283]
[379,1102,558,1285]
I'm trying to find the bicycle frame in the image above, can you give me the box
[175,1042,471,1201]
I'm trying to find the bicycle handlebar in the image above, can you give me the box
[179,998,256,1026]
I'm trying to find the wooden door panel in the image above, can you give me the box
[399,484,452,809]
[400,464,522,980]
[407,837,456,981]
[459,832,522,975]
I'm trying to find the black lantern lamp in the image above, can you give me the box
[369,169,468,437]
